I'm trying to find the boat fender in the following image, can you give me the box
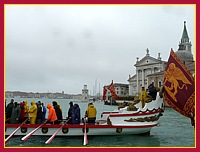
[41,127,48,134]
[62,128,69,134]
[21,127,27,133]
[116,128,122,133]
[82,128,89,133]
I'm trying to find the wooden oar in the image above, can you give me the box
[21,120,47,142]
[83,118,88,146]
[5,118,28,144]
[45,120,68,144]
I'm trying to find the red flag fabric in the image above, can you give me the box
[163,49,195,118]
[108,80,119,99]
[102,86,107,101]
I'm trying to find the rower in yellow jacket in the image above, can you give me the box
[139,87,147,108]
[29,101,37,124]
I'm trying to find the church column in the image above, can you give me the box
[142,69,144,87]
[136,69,139,95]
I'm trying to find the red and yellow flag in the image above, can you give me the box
[102,86,107,101]
[108,80,119,99]
[163,49,195,119]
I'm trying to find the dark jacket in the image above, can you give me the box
[37,105,43,118]
[72,104,80,124]
[6,102,14,119]
[148,84,157,100]
[67,102,74,124]
[10,103,21,124]
[52,101,63,121]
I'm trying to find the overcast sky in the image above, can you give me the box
[5,5,195,95]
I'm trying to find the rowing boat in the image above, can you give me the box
[5,96,164,137]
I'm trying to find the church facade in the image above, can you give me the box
[128,21,194,96]
[128,50,166,96]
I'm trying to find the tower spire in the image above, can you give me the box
[181,21,189,39]
[176,21,193,63]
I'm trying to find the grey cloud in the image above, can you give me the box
[5,5,195,94]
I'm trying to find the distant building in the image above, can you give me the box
[104,83,129,100]
[81,85,89,102]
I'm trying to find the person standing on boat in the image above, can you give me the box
[72,103,81,124]
[19,102,25,123]
[46,103,57,124]
[139,87,147,108]
[58,103,62,113]
[85,102,97,124]
[29,101,37,124]
[6,99,14,123]
[41,103,47,122]
[23,100,29,123]
[67,101,74,124]
[10,102,21,124]
[36,101,43,124]
[148,83,157,100]
[52,101,63,124]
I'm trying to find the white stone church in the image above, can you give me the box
[128,21,194,96]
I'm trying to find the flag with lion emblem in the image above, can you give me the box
[163,49,195,123]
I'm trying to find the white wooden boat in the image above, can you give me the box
[5,96,164,145]
[5,96,164,137]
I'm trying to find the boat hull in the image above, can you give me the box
[5,123,155,136]
[5,96,164,137]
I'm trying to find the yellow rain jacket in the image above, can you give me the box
[85,104,97,118]
[139,89,147,101]
[139,89,147,108]
[23,100,29,118]
[29,101,37,124]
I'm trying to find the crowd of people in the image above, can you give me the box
[5,99,97,125]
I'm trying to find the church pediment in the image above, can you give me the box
[134,56,162,67]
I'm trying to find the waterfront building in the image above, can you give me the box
[81,85,89,102]
[104,83,129,101]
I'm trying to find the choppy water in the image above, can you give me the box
[5,98,195,147]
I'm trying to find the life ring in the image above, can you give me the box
[62,128,69,134]
[41,127,48,134]
[116,128,122,133]
[82,128,89,133]
[21,127,27,133]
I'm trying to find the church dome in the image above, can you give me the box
[175,50,194,62]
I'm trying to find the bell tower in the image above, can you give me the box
[176,21,194,64]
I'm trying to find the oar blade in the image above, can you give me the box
[5,126,20,144]
[83,119,88,146]
[83,129,88,145]
[21,124,43,141]
[5,118,28,144]
[45,125,63,144]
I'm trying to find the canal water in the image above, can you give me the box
[5,98,195,147]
